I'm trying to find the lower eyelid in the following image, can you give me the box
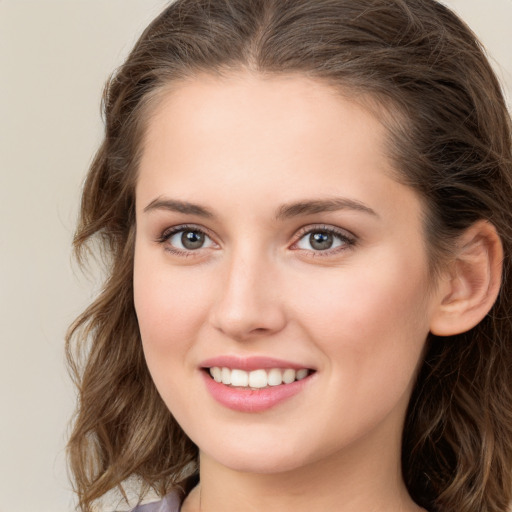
[163,246,198,257]
[160,237,216,259]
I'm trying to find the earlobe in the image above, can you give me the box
[429,221,503,337]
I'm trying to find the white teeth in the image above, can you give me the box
[267,368,282,386]
[211,367,222,382]
[208,367,311,388]
[221,367,231,385]
[249,369,267,388]
[230,369,249,387]
[296,368,308,380]
[282,368,296,384]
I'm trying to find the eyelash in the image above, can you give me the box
[156,224,216,258]
[156,224,356,258]
[292,225,356,257]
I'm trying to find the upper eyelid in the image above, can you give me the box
[159,223,215,240]
[158,223,354,236]
[293,224,356,241]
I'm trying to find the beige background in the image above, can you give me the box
[0,1,510,511]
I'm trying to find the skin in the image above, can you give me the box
[133,72,443,511]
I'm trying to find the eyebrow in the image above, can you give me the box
[143,197,214,217]
[275,198,379,220]
[143,196,378,220]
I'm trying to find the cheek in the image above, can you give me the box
[133,249,211,356]
[133,249,214,416]
[292,248,431,372]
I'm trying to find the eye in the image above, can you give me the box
[158,225,216,254]
[294,226,355,253]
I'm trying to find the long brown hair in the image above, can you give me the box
[67,1,512,511]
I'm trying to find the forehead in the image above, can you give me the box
[137,72,399,200]
[143,72,388,146]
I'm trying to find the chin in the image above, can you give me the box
[200,434,318,475]
[215,454,307,475]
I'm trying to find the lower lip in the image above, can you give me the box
[201,371,312,413]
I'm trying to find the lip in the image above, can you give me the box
[200,356,315,413]
[200,355,314,372]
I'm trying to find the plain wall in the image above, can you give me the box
[0,1,510,511]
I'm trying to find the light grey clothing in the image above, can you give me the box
[130,492,181,512]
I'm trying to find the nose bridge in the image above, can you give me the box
[210,239,286,340]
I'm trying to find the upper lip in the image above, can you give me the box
[200,356,315,372]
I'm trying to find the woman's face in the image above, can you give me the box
[134,72,442,474]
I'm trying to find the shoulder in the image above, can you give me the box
[130,492,182,512]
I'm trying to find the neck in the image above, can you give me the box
[183,417,423,512]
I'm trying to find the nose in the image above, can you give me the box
[209,248,287,341]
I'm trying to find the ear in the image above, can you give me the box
[430,220,503,336]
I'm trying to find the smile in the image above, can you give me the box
[208,367,311,389]
[201,358,316,412]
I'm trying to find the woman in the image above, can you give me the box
[66,0,512,511]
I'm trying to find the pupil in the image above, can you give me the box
[182,231,204,250]
[310,232,333,250]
